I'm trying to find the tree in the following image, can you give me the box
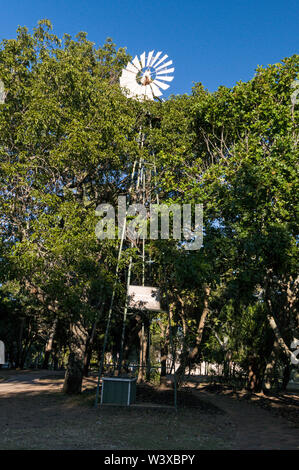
[150,56,299,390]
[0,20,141,392]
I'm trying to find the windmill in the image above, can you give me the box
[119,51,175,362]
[95,51,177,408]
[119,50,174,100]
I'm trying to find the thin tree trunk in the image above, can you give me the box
[247,356,265,392]
[176,285,210,385]
[146,325,151,382]
[224,350,232,379]
[53,351,59,370]
[83,320,98,377]
[158,319,169,387]
[263,341,278,393]
[282,361,291,391]
[137,322,147,383]
[43,319,58,369]
[16,318,25,369]
[63,321,88,394]
[265,276,297,362]
[266,311,293,358]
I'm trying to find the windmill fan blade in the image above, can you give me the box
[150,82,163,97]
[119,70,134,86]
[121,81,136,94]
[130,83,144,96]
[126,62,139,74]
[153,79,170,91]
[155,60,173,72]
[120,70,139,92]
[125,77,139,88]
[150,51,162,67]
[140,52,146,68]
[121,74,146,98]
[137,82,146,93]
[147,50,154,67]
[132,55,142,71]
[154,54,168,69]
[156,67,175,75]
[155,75,174,82]
[120,70,137,82]
[145,85,154,100]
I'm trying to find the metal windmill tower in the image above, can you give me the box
[95,51,177,408]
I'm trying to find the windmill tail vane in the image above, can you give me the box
[120,50,174,101]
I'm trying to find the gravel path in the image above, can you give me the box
[188,383,299,449]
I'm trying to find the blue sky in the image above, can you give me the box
[2,0,298,98]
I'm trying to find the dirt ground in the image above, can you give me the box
[0,369,298,450]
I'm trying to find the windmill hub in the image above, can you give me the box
[141,71,152,86]
[119,50,174,100]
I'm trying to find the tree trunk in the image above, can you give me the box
[160,343,168,388]
[247,356,264,393]
[63,321,88,394]
[53,352,59,370]
[265,276,297,363]
[42,319,57,369]
[263,342,278,393]
[15,318,25,369]
[223,350,232,379]
[282,361,291,391]
[137,322,147,383]
[159,319,169,387]
[83,347,93,377]
[146,325,151,382]
[176,285,210,385]
[83,320,98,377]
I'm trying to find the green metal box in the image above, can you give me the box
[101,377,137,406]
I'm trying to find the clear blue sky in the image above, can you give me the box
[2,0,298,97]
